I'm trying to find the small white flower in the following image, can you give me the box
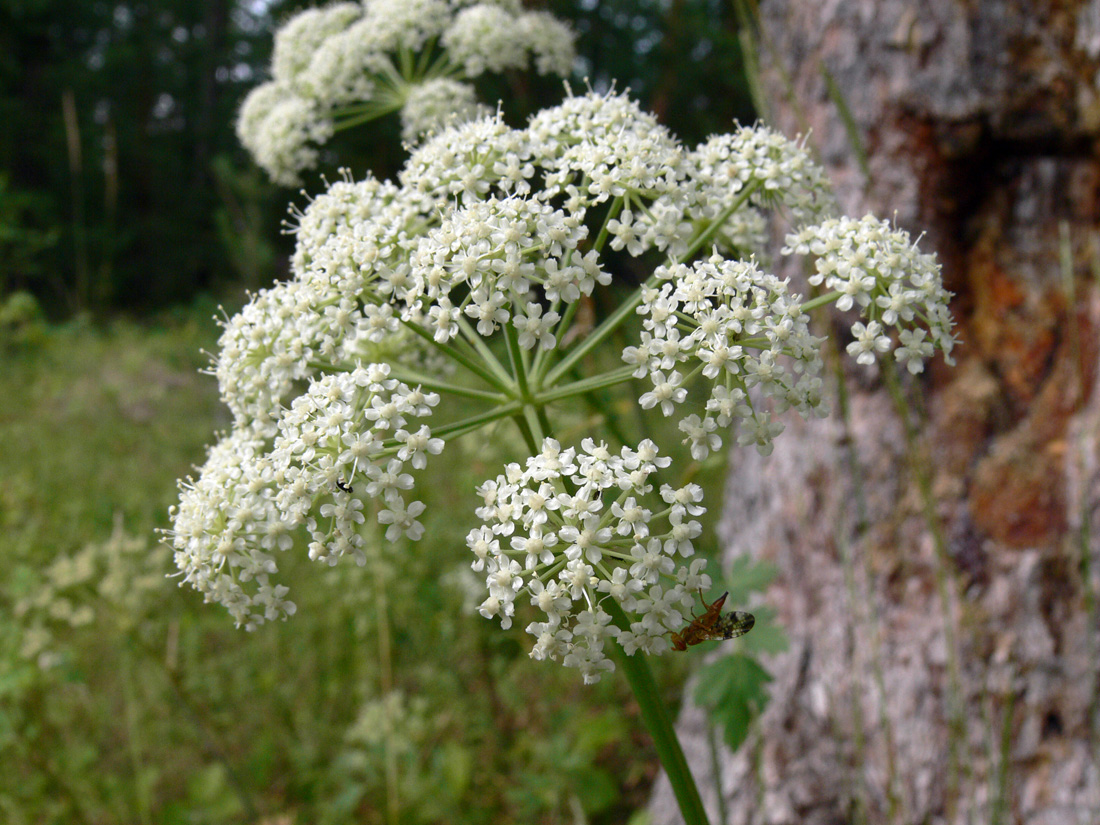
[639,370,687,416]
[678,413,722,460]
[513,302,561,350]
[895,327,934,374]
[846,320,892,366]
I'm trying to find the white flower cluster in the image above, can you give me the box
[169,427,299,630]
[400,78,489,144]
[468,438,713,683]
[784,215,957,374]
[529,91,694,256]
[168,364,442,629]
[236,0,577,185]
[691,126,835,228]
[625,255,825,458]
[442,4,574,78]
[684,126,835,260]
[400,196,607,347]
[271,363,443,562]
[399,114,533,210]
[237,90,332,188]
[214,175,435,429]
[172,89,957,654]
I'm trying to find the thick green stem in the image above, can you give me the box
[605,600,711,825]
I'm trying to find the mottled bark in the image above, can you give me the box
[651,2,1100,824]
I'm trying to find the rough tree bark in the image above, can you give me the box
[651,3,1100,823]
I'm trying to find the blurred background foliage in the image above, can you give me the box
[0,1,760,822]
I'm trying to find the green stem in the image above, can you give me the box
[537,365,636,403]
[502,320,530,400]
[399,317,513,393]
[545,290,647,386]
[384,365,507,402]
[398,45,414,81]
[332,99,405,132]
[800,289,843,314]
[534,297,573,381]
[456,314,515,388]
[675,180,760,264]
[525,405,547,444]
[593,195,625,253]
[605,599,711,825]
[413,400,523,440]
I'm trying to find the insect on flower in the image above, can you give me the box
[669,591,755,651]
[335,479,353,493]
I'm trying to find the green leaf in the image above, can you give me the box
[693,653,772,751]
[737,606,789,655]
[573,709,628,756]
[721,555,778,605]
[572,766,618,815]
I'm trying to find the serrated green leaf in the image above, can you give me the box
[737,606,789,655]
[693,653,772,751]
[722,556,778,605]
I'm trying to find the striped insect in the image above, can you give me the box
[669,590,755,651]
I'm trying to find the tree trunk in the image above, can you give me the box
[651,3,1100,823]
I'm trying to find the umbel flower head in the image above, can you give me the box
[625,253,825,459]
[168,88,957,676]
[470,437,713,683]
[236,0,577,185]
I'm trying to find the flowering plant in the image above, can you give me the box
[168,87,955,823]
[171,86,953,665]
[237,0,576,185]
